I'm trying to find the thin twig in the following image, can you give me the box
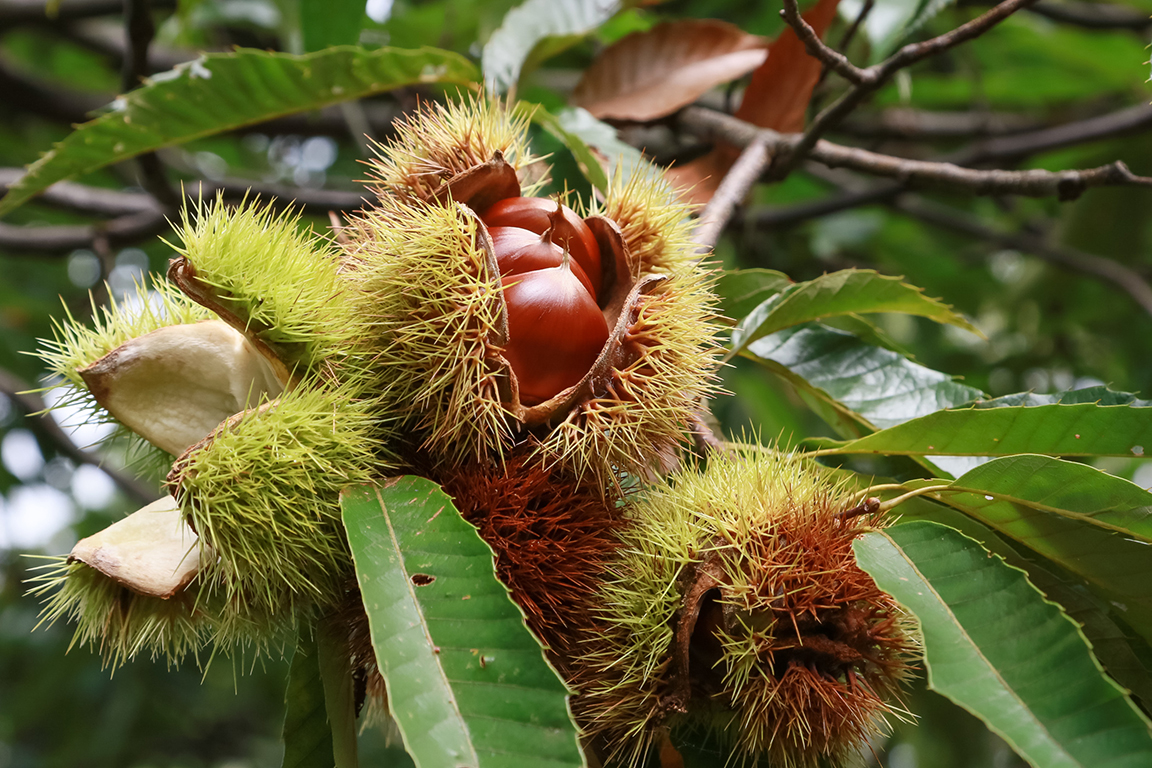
[693,135,773,251]
[779,0,1041,171]
[0,368,158,506]
[121,0,179,210]
[0,176,370,253]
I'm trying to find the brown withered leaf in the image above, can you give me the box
[736,0,841,132]
[669,0,842,208]
[572,20,768,123]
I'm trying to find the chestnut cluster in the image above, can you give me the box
[480,197,609,405]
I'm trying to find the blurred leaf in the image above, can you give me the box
[0,47,478,216]
[483,0,621,94]
[571,20,767,121]
[537,105,660,188]
[736,0,840,132]
[820,402,1152,457]
[855,521,1152,768]
[715,268,794,321]
[729,269,981,357]
[342,478,584,768]
[529,104,611,192]
[300,0,364,51]
[669,0,840,206]
[282,626,337,768]
[741,323,983,436]
[317,616,358,768]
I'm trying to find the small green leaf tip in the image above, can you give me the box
[168,383,390,610]
[169,194,374,384]
[575,448,917,768]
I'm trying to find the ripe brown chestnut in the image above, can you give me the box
[488,226,597,297]
[481,197,602,298]
[501,257,609,405]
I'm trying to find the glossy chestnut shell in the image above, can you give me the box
[481,197,603,299]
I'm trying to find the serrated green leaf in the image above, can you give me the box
[949,455,1152,543]
[975,386,1152,409]
[914,456,1152,639]
[894,490,1152,702]
[482,0,621,93]
[855,521,1152,768]
[341,478,585,768]
[1022,561,1152,709]
[819,402,1152,457]
[729,269,980,358]
[715,268,794,321]
[282,626,338,768]
[741,323,983,435]
[0,46,478,217]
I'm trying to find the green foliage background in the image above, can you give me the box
[1,0,1151,766]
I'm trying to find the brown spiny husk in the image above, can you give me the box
[437,454,624,670]
[574,450,918,768]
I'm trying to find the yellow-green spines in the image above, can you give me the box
[349,196,510,464]
[368,93,539,202]
[540,269,722,488]
[168,384,385,607]
[577,449,916,767]
[171,197,371,380]
[30,558,291,668]
[598,168,701,276]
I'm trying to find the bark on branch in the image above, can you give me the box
[678,107,1152,202]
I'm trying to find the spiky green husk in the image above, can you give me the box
[576,449,916,767]
[29,557,293,668]
[368,93,539,202]
[171,196,374,383]
[597,167,701,276]
[539,270,721,488]
[349,196,511,464]
[168,384,387,609]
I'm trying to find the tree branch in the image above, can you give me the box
[779,0,1040,169]
[0,175,370,253]
[951,102,1152,166]
[693,135,773,251]
[678,107,1152,202]
[0,368,158,506]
